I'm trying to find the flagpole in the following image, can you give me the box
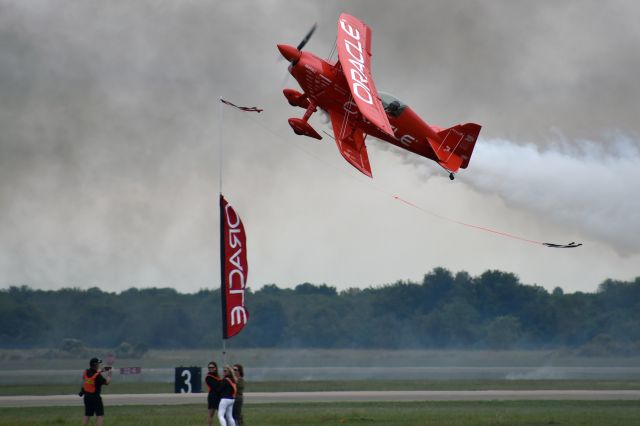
[219,97,223,196]
[222,339,227,367]
[218,97,226,365]
[219,194,227,367]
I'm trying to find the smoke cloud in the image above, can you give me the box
[1,1,639,292]
[469,136,640,254]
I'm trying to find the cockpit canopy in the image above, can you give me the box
[379,91,407,117]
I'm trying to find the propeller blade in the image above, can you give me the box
[296,23,317,51]
[280,23,317,87]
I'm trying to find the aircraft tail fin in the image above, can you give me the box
[428,123,481,173]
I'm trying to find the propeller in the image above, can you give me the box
[296,23,317,51]
[278,23,317,65]
[279,23,317,87]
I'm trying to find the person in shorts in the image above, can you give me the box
[80,357,112,426]
[205,361,222,426]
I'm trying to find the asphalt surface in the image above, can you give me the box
[5,366,640,384]
[1,390,640,408]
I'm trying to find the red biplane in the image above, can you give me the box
[278,13,481,179]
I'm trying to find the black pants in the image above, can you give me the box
[232,396,244,425]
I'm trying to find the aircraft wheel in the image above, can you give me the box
[294,129,302,135]
[449,173,455,181]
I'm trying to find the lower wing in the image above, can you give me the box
[328,109,373,178]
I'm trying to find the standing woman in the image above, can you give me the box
[232,364,245,426]
[218,365,238,426]
[205,362,222,426]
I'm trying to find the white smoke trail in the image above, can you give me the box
[468,136,640,254]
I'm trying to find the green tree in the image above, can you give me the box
[486,315,523,349]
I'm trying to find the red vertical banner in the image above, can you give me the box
[220,194,249,339]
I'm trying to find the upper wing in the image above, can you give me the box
[336,13,394,137]
[328,109,373,178]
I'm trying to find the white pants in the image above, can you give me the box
[218,398,236,426]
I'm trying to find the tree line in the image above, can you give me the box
[1,268,639,355]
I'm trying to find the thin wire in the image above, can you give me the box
[326,38,337,62]
[220,102,546,247]
[339,94,353,140]
[390,196,543,245]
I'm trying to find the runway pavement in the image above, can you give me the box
[1,390,640,408]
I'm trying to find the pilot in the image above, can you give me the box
[385,100,402,116]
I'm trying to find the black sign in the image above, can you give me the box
[174,367,202,393]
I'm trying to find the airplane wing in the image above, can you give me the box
[328,109,373,177]
[336,13,394,137]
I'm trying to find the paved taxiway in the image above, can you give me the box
[1,390,640,408]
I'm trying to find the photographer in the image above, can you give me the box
[80,357,112,426]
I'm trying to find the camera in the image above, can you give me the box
[103,366,112,371]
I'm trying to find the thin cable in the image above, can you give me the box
[220,104,552,247]
[391,195,543,245]
[326,38,337,62]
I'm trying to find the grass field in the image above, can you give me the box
[2,346,639,426]
[1,401,639,426]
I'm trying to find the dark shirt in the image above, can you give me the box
[235,377,245,398]
[205,373,222,395]
[219,377,236,399]
[84,368,107,396]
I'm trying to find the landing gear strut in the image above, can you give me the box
[287,99,322,140]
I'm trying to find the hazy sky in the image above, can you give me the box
[1,0,639,294]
